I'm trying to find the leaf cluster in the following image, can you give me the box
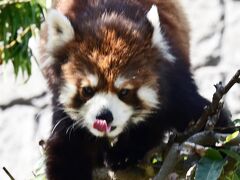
[0,0,45,77]
[195,130,240,180]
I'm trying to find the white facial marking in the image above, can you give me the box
[137,86,159,108]
[114,76,127,89]
[131,109,154,124]
[81,74,99,87]
[83,93,133,137]
[146,5,175,63]
[59,83,77,105]
[87,74,98,87]
[114,76,133,89]
[46,9,74,53]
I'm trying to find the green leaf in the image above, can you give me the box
[225,131,239,144]
[236,167,240,176]
[205,148,223,160]
[0,0,45,77]
[226,172,240,180]
[195,157,227,180]
[220,149,240,162]
[233,173,240,180]
[151,155,162,165]
[152,158,158,164]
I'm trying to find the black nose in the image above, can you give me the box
[96,108,113,124]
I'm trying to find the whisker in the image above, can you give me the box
[51,116,69,134]
[65,115,86,139]
[66,124,74,140]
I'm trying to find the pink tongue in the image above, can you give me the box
[93,119,111,132]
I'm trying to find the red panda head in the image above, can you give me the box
[41,4,175,137]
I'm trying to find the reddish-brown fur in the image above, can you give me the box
[54,0,189,62]
[40,0,189,107]
[39,1,231,180]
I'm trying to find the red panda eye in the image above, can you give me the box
[118,89,130,98]
[82,87,95,97]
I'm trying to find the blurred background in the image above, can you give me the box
[0,0,239,179]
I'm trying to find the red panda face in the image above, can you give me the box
[57,31,160,137]
[41,5,174,137]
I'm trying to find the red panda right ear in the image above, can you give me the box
[46,9,74,53]
[146,5,175,63]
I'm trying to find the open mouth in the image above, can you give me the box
[93,119,116,133]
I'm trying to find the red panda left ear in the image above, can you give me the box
[146,5,175,63]
[46,9,75,53]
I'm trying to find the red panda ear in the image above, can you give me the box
[46,9,74,52]
[146,5,175,63]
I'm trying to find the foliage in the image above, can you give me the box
[0,0,45,77]
[195,131,240,180]
[195,157,227,180]
[225,131,239,144]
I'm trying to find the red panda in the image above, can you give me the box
[39,0,230,179]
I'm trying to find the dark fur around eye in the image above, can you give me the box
[118,89,130,98]
[82,87,95,98]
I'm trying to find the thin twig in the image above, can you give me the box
[180,142,208,157]
[0,26,31,51]
[205,101,224,130]
[3,167,15,180]
[186,131,240,147]
[214,126,240,132]
[223,69,240,93]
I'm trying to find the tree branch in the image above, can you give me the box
[153,143,181,180]
[153,70,240,179]
[176,69,240,142]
